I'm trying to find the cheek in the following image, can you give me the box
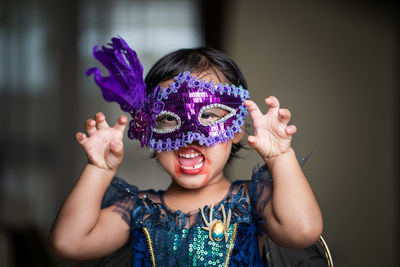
[174,159,182,178]
[224,142,229,151]
[158,152,182,178]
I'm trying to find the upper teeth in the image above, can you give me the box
[179,152,201,158]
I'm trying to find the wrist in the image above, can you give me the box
[264,147,295,166]
[86,163,117,178]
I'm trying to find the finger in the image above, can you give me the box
[278,108,291,125]
[248,135,256,144]
[85,118,97,135]
[110,140,124,157]
[265,96,280,111]
[113,115,128,132]
[286,125,297,135]
[75,132,87,145]
[244,100,263,121]
[247,135,260,148]
[95,112,109,129]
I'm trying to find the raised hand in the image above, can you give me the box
[76,112,128,171]
[244,96,297,161]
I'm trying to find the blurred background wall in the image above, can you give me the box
[0,0,397,266]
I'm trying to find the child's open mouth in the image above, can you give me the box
[177,146,205,173]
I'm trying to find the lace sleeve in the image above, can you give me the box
[101,176,139,225]
[249,155,309,235]
[248,163,273,235]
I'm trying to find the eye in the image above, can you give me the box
[153,111,181,133]
[200,110,224,121]
[198,104,237,126]
[201,113,212,119]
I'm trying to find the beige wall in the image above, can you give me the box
[223,1,397,266]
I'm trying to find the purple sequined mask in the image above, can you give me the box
[86,37,249,152]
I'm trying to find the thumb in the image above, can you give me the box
[247,135,261,150]
[110,140,124,157]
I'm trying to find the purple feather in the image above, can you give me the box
[86,37,147,113]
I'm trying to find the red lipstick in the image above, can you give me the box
[176,145,206,175]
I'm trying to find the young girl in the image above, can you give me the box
[49,37,326,266]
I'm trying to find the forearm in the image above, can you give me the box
[264,148,323,248]
[49,164,116,249]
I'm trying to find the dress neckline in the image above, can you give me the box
[158,182,236,216]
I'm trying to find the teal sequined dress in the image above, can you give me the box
[100,163,330,267]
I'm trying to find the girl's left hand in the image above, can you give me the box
[244,96,297,161]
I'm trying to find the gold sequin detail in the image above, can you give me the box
[224,223,238,267]
[143,227,156,267]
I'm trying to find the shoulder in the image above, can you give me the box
[137,188,164,205]
[102,176,162,209]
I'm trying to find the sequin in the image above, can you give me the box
[128,181,249,266]
[147,71,250,152]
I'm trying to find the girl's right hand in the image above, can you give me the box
[76,112,128,171]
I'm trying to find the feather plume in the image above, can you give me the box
[86,37,147,113]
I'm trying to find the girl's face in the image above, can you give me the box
[155,70,243,189]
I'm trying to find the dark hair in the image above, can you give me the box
[145,47,248,161]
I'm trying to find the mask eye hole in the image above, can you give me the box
[153,111,181,133]
[198,104,237,126]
